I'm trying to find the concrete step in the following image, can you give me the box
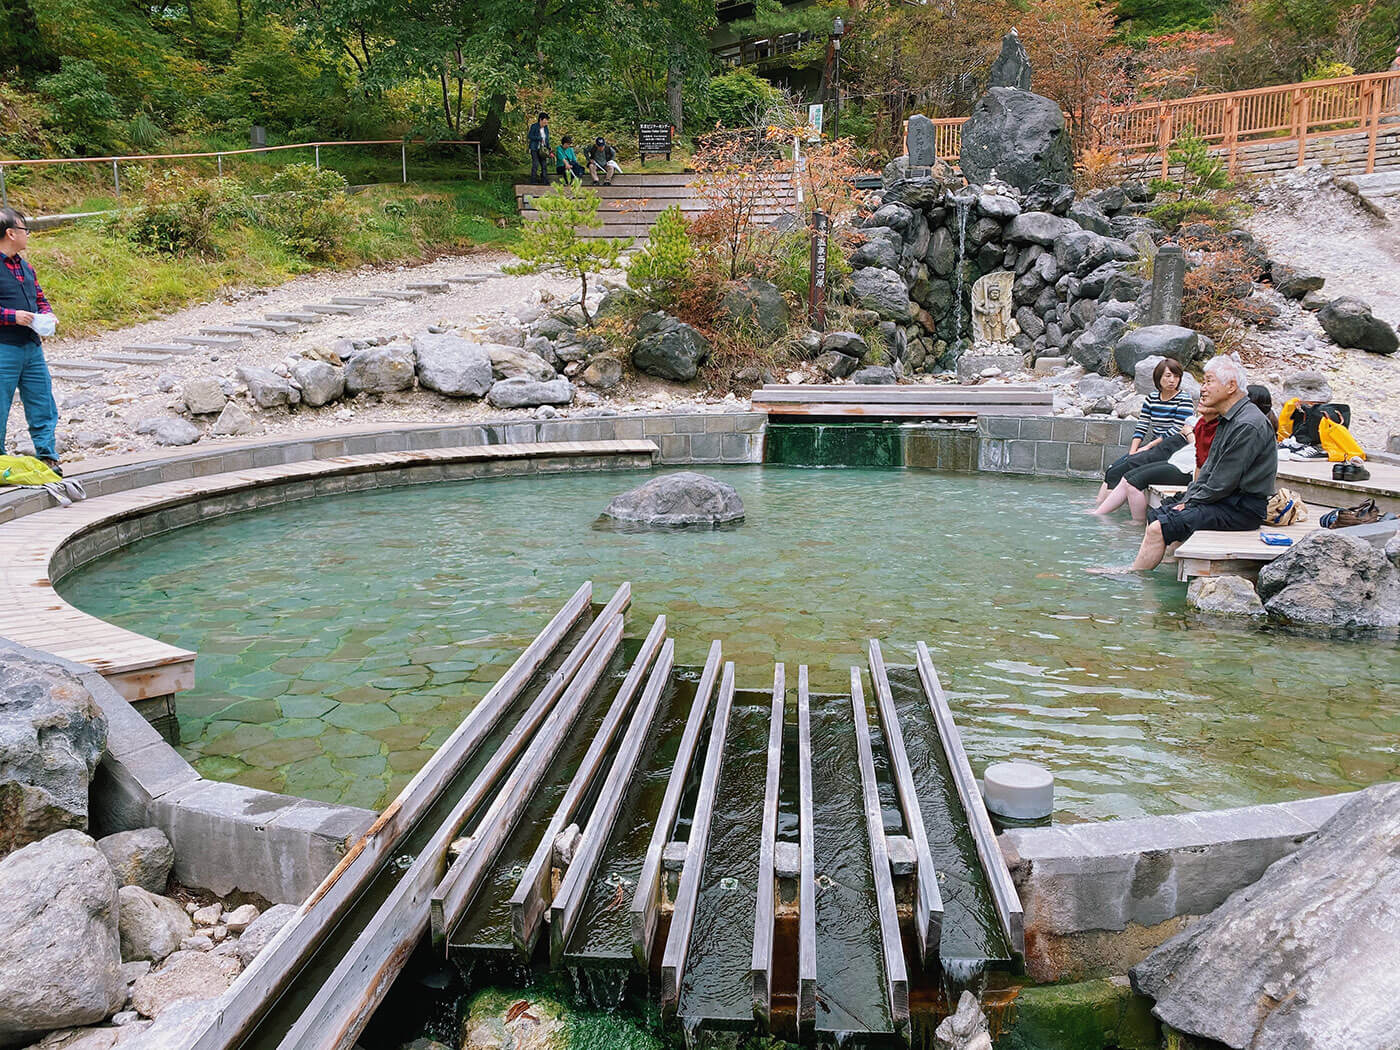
[50,368,114,382]
[330,296,387,307]
[47,358,120,372]
[235,319,300,333]
[444,275,495,285]
[176,335,243,349]
[266,311,322,324]
[200,325,263,337]
[364,289,425,301]
[405,281,451,293]
[124,343,201,355]
[301,303,363,315]
[92,351,175,365]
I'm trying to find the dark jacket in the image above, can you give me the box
[0,254,43,349]
[528,122,550,152]
[586,143,616,166]
[1182,396,1277,505]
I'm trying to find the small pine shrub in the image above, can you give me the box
[1149,127,1232,230]
[627,205,695,308]
[504,182,628,324]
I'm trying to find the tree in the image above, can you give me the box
[628,204,695,308]
[0,0,59,76]
[504,183,629,324]
[1017,0,1132,149]
[690,125,787,280]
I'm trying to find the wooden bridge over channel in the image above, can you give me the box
[188,583,1025,1048]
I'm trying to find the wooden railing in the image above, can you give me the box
[919,70,1400,176]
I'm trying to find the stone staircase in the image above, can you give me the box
[1340,170,1400,218]
[513,171,798,240]
[46,273,499,385]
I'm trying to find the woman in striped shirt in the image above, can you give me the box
[1092,357,1195,507]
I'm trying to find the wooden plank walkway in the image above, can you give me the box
[752,384,1053,418]
[750,664,785,1027]
[1148,483,1330,581]
[0,440,656,699]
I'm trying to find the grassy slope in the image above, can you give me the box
[28,179,521,337]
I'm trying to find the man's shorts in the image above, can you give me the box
[1149,491,1268,547]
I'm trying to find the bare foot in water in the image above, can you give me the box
[1086,565,1147,575]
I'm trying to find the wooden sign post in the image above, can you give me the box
[638,122,674,163]
[809,209,829,330]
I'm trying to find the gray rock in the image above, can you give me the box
[1282,370,1332,403]
[209,401,253,437]
[851,236,901,272]
[130,950,239,1019]
[632,315,711,382]
[1257,531,1400,633]
[987,30,1032,90]
[581,355,623,390]
[122,996,217,1050]
[1015,307,1045,340]
[485,377,574,409]
[602,472,744,527]
[1068,199,1113,235]
[1187,575,1266,619]
[290,361,344,408]
[532,315,574,341]
[1318,296,1399,354]
[1130,783,1400,1050]
[1076,373,1118,401]
[236,367,297,409]
[1114,324,1202,375]
[235,903,298,967]
[959,88,1073,191]
[819,331,869,360]
[0,830,124,1045]
[1023,181,1075,215]
[481,322,525,348]
[717,277,789,339]
[180,935,213,952]
[1387,533,1400,570]
[1004,211,1078,247]
[794,330,823,359]
[344,344,416,396]
[141,417,200,447]
[815,350,859,379]
[96,829,173,895]
[487,343,555,382]
[1054,230,1116,277]
[977,193,1021,221]
[0,653,107,853]
[1067,316,1128,374]
[868,202,914,232]
[594,286,643,321]
[223,904,259,934]
[405,334,486,398]
[181,378,227,415]
[925,227,957,276]
[853,366,897,384]
[1302,290,1329,311]
[117,886,191,964]
[850,266,913,321]
[523,335,559,369]
[905,114,938,167]
[1269,262,1324,300]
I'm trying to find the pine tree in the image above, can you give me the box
[627,205,694,308]
[503,183,630,325]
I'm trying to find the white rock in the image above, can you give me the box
[191,903,222,927]
[223,903,259,934]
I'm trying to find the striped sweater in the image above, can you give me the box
[1134,390,1194,443]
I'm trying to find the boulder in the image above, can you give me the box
[1067,316,1128,375]
[820,331,869,360]
[344,344,415,396]
[632,315,711,382]
[867,202,914,232]
[850,266,913,321]
[1317,296,1399,354]
[532,315,575,341]
[815,351,859,379]
[1281,370,1332,403]
[209,401,254,437]
[120,997,216,1050]
[487,344,555,382]
[96,829,173,895]
[486,377,573,409]
[1187,575,1266,619]
[987,29,1032,90]
[139,417,200,447]
[117,886,191,964]
[717,278,789,339]
[236,367,297,410]
[1113,325,1202,375]
[1023,181,1075,216]
[1130,783,1400,1050]
[851,236,901,272]
[181,378,227,416]
[1132,355,1201,400]
[959,88,1073,192]
[0,652,107,854]
[523,335,560,369]
[1054,230,1116,277]
[410,334,490,397]
[1005,212,1078,247]
[290,360,344,408]
[925,227,957,276]
[0,830,125,1046]
[580,356,623,390]
[1269,262,1324,300]
[235,903,297,967]
[1256,531,1400,633]
[1068,199,1113,236]
[130,950,239,1019]
[853,366,897,384]
[602,472,744,527]
[481,322,526,347]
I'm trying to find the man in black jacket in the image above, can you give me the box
[528,113,551,185]
[0,208,60,474]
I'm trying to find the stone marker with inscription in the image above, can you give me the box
[1149,244,1186,326]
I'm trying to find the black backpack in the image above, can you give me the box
[1292,402,1350,446]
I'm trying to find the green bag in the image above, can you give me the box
[0,455,62,487]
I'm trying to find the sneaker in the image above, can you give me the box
[1289,446,1328,461]
[40,457,63,477]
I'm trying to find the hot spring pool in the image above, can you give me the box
[58,465,1400,821]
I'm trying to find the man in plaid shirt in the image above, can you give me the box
[0,207,60,474]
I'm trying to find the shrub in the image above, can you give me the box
[1148,127,1233,229]
[504,182,628,324]
[120,170,224,256]
[257,164,352,261]
[1180,245,1277,351]
[37,59,121,154]
[703,69,782,129]
[627,206,695,307]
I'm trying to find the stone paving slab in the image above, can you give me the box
[265,311,321,323]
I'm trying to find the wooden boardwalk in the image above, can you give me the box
[0,440,656,699]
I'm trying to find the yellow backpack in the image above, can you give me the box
[0,455,62,487]
[1318,417,1365,463]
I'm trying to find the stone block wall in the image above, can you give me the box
[978,415,1136,481]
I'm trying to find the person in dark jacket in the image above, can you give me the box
[528,113,551,185]
[584,137,622,185]
[0,208,60,474]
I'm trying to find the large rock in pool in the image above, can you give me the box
[0,650,108,854]
[1130,783,1400,1049]
[602,472,745,527]
[1256,530,1400,633]
[1317,296,1399,355]
[0,830,125,1045]
[959,88,1073,192]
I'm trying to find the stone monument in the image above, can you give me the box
[988,28,1032,90]
[971,272,1020,343]
[906,114,938,168]
[1149,243,1186,326]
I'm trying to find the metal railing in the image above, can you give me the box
[0,138,484,208]
[917,69,1400,176]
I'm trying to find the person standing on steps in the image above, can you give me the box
[528,113,551,185]
[0,208,61,476]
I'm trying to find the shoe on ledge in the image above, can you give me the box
[1332,459,1370,482]
[39,457,63,478]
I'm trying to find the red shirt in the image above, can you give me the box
[1195,416,1219,470]
[1,253,52,325]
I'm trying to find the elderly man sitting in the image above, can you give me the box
[1092,355,1277,574]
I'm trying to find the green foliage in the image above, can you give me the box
[1114,0,1221,34]
[37,58,121,153]
[702,69,783,129]
[627,205,695,307]
[504,183,629,323]
[0,0,59,76]
[254,163,352,261]
[1148,127,1231,227]
[120,170,225,256]
[1303,59,1355,81]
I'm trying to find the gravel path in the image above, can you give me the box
[6,250,723,466]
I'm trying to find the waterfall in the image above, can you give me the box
[953,195,975,341]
